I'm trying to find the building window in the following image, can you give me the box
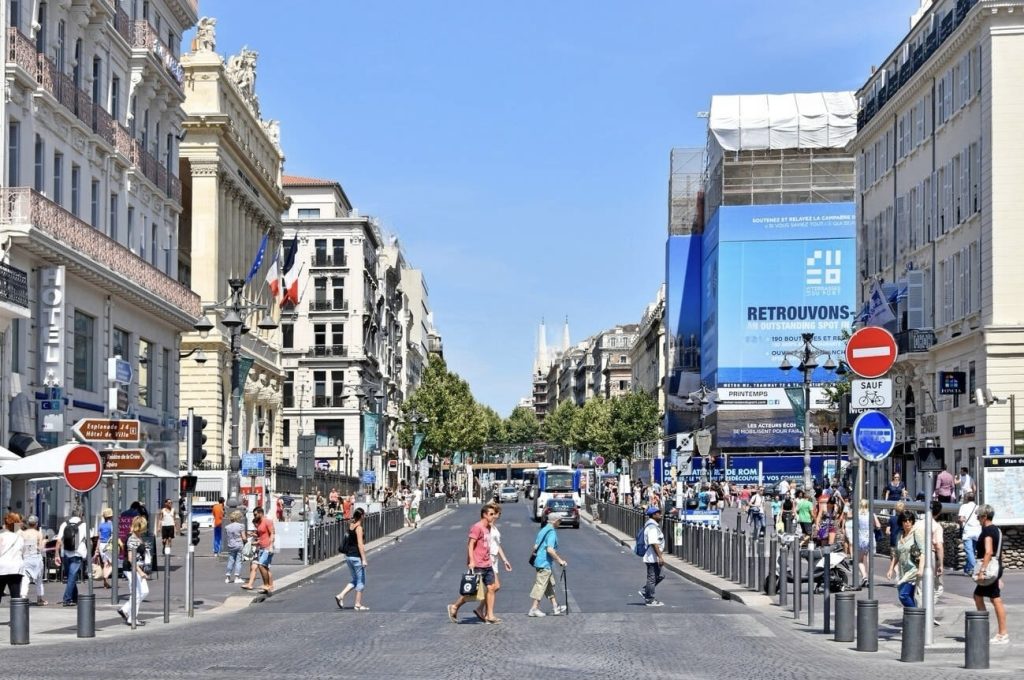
[313,370,326,402]
[619,380,628,391]
[10,318,21,373]
[619,354,627,364]
[313,323,326,347]
[331,323,344,348]
[35,2,45,53]
[331,370,345,403]
[968,361,976,404]
[138,338,153,407]
[10,1,20,30]
[314,420,344,447]
[314,277,327,305]
[90,180,99,228]
[7,121,19,186]
[314,238,327,264]
[127,207,134,252]
[332,278,345,308]
[70,164,80,215]
[282,418,290,447]
[33,134,43,192]
[151,223,158,265]
[298,208,320,219]
[111,75,120,119]
[109,193,119,242]
[52,152,63,205]
[283,371,294,408]
[333,238,345,264]
[113,327,130,358]
[73,310,95,391]
[282,323,293,349]
[162,347,171,409]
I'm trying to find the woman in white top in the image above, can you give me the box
[19,515,46,605]
[474,503,512,623]
[160,499,177,550]
[0,512,25,605]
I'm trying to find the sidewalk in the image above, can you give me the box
[0,506,453,646]
[585,508,1024,672]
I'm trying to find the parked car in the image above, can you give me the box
[498,486,519,503]
[543,497,580,529]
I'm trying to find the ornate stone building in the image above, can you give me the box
[177,18,288,473]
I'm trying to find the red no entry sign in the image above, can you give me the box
[63,444,103,493]
[845,326,898,379]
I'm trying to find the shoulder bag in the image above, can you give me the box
[528,527,553,567]
[958,504,976,541]
[458,569,479,597]
[973,530,1003,587]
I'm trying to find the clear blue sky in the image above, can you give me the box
[200,0,918,415]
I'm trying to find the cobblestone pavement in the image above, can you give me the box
[0,505,1016,679]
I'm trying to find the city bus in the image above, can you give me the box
[531,464,580,521]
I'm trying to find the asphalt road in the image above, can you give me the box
[0,503,1005,680]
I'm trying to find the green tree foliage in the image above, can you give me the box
[609,391,661,456]
[541,400,578,448]
[505,406,541,444]
[569,397,614,455]
[479,405,508,444]
[399,356,485,459]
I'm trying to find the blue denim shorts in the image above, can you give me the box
[347,556,365,591]
[257,549,274,567]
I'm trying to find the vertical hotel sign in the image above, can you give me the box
[38,266,67,437]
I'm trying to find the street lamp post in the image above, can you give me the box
[686,383,720,481]
[406,411,428,491]
[191,277,277,513]
[778,332,837,491]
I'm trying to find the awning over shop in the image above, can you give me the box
[0,443,177,480]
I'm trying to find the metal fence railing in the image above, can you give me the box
[303,495,449,566]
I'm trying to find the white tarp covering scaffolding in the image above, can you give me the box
[707,91,857,162]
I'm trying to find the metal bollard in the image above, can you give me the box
[748,536,756,590]
[823,549,831,634]
[757,538,765,592]
[718,529,726,576]
[900,607,926,662]
[779,543,788,606]
[964,610,990,669]
[77,593,96,638]
[856,600,879,652]
[767,538,778,597]
[834,592,855,642]
[793,544,801,619]
[806,551,814,627]
[9,597,29,645]
[164,546,171,624]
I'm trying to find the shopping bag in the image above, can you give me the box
[458,570,479,597]
[475,578,486,601]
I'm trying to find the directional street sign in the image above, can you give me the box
[64,444,103,493]
[72,418,140,443]
[852,410,896,463]
[845,326,898,379]
[851,378,893,408]
[107,357,133,384]
[101,448,150,472]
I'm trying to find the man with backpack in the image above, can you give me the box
[54,512,88,606]
[637,506,666,607]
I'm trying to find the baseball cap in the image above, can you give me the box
[547,512,567,523]
[646,506,662,516]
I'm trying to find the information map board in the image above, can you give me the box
[983,456,1024,525]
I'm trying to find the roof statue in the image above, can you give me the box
[227,46,261,118]
[261,119,281,152]
[194,17,216,53]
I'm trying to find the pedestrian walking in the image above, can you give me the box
[856,499,881,587]
[328,487,339,512]
[19,514,46,604]
[887,510,924,608]
[55,511,88,606]
[95,507,114,588]
[474,503,512,622]
[934,464,955,504]
[958,492,981,576]
[342,494,353,521]
[334,507,369,611]
[527,512,567,618]
[159,499,178,552]
[884,472,908,501]
[409,486,422,529]
[448,505,499,623]
[223,511,247,584]
[927,500,945,598]
[639,506,666,607]
[242,506,275,594]
[117,516,150,626]
[795,490,814,538]
[955,466,976,502]
[211,496,225,556]
[747,487,766,539]
[972,504,1009,644]
[887,500,907,551]
[0,512,25,605]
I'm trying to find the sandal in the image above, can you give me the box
[334,595,345,610]
[354,604,369,611]
[447,604,458,623]
[473,608,487,623]
[239,585,254,590]
[484,617,502,624]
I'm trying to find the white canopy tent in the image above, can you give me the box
[0,443,177,480]
[0,445,21,462]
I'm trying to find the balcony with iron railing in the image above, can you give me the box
[129,21,184,88]
[312,395,349,408]
[0,261,30,312]
[311,253,348,268]
[308,344,348,358]
[309,299,349,313]
[0,188,200,319]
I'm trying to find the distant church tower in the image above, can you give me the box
[534,318,548,375]
[561,317,571,352]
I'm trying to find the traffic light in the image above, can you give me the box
[190,413,208,466]
[190,520,201,546]
[180,474,198,494]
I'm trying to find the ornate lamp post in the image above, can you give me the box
[686,383,721,481]
[191,277,277,512]
[778,332,837,491]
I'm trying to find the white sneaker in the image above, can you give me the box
[233,578,244,584]
[991,634,1010,645]
[645,600,665,607]
[552,605,567,616]
[225,576,231,584]
[638,589,647,601]
[527,608,546,617]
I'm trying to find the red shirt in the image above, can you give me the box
[256,516,274,548]
[342,498,353,520]
[468,520,491,569]
[212,503,224,528]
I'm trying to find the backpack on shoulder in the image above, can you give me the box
[61,520,80,552]
[634,522,649,557]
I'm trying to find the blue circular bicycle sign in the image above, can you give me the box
[852,410,896,462]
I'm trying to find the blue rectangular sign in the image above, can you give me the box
[361,470,376,484]
[685,454,844,485]
[989,446,1005,455]
[241,453,265,476]
[702,203,856,388]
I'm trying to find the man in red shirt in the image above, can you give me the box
[211,497,225,556]
[342,494,353,521]
[242,506,275,594]
[447,505,497,623]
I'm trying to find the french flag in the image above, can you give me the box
[282,238,301,305]
[264,257,280,299]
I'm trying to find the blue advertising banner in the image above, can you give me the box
[701,203,856,388]
[664,234,704,436]
[684,454,844,485]
[362,412,380,454]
